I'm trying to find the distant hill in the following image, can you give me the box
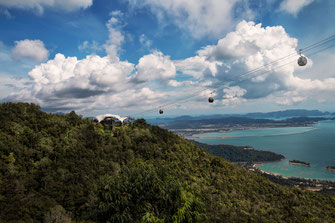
[1,102,335,222]
[244,109,331,118]
[147,109,333,126]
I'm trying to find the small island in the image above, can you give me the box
[326,166,335,172]
[289,160,310,167]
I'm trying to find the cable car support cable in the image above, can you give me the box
[127,35,335,118]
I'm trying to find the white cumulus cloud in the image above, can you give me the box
[12,39,49,62]
[176,20,335,106]
[133,51,176,83]
[5,50,174,113]
[27,53,134,97]
[175,55,223,79]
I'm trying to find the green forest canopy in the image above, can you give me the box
[0,102,335,223]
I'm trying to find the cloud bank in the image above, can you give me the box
[5,52,170,112]
[4,19,335,114]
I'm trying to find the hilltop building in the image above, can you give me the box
[95,114,134,126]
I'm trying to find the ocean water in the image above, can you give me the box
[192,120,335,181]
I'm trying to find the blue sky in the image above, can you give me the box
[1,0,335,117]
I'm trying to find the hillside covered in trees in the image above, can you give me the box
[193,141,285,163]
[1,102,335,223]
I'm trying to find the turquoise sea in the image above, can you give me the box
[192,120,335,181]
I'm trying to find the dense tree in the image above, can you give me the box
[0,102,335,222]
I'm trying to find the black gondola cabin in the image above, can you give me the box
[298,55,307,66]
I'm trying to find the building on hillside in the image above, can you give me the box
[96,114,134,126]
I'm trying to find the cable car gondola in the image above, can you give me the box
[297,50,307,66]
[208,92,214,103]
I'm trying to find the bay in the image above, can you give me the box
[192,120,335,181]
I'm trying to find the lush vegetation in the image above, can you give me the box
[193,141,284,162]
[1,102,335,223]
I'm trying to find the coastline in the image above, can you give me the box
[252,159,286,177]
[258,166,335,192]
[249,161,335,193]
[251,161,335,183]
[188,120,335,183]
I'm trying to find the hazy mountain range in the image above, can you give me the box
[147,109,334,125]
